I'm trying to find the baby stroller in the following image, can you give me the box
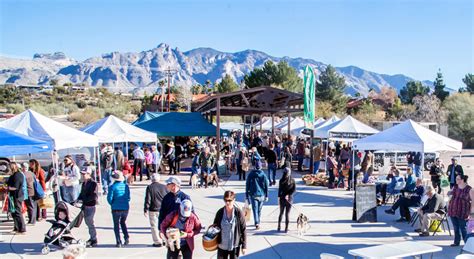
[41,201,84,255]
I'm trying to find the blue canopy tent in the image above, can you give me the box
[132,111,164,126]
[134,112,229,136]
[0,127,53,156]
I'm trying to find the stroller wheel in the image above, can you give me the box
[41,245,50,255]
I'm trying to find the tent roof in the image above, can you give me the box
[135,112,227,137]
[291,117,327,136]
[81,115,157,143]
[216,122,244,131]
[315,115,340,129]
[132,111,165,126]
[0,109,98,150]
[0,127,53,156]
[353,120,462,152]
[254,117,282,131]
[314,115,379,140]
[277,117,306,134]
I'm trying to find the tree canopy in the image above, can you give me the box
[433,69,449,101]
[399,80,430,104]
[216,74,239,93]
[315,65,347,114]
[244,60,303,93]
[461,73,474,93]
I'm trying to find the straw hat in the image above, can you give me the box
[111,171,125,182]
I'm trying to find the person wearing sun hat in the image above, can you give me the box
[160,199,201,259]
[107,171,131,247]
[165,141,177,175]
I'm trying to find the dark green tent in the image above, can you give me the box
[134,112,228,137]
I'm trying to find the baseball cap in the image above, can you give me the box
[180,199,192,217]
[166,176,181,186]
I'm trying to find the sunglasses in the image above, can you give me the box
[224,199,234,203]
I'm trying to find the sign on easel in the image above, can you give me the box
[354,184,377,223]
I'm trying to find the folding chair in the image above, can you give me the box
[410,195,429,226]
[429,206,452,236]
[386,181,405,204]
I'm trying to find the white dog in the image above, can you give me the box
[165,228,181,252]
[191,174,199,189]
[296,213,309,236]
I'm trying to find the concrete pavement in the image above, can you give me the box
[0,168,466,259]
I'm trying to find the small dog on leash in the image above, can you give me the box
[296,213,309,236]
[190,174,199,189]
[165,228,181,252]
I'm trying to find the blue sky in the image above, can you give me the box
[0,0,472,88]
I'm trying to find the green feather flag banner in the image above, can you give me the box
[303,65,315,129]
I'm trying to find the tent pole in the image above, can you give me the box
[216,97,221,161]
[352,149,355,191]
[271,114,275,145]
[52,150,61,202]
[113,142,117,171]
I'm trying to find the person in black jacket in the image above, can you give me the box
[77,169,98,247]
[278,168,296,232]
[265,144,278,186]
[158,176,191,228]
[144,173,169,247]
[213,190,247,259]
[6,163,26,234]
[415,185,445,236]
[429,158,445,194]
[447,158,464,189]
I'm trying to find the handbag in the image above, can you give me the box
[38,195,54,209]
[440,175,450,188]
[243,200,252,222]
[7,195,15,213]
[33,177,45,200]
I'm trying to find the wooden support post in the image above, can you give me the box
[216,97,221,161]
[271,113,275,144]
[287,113,291,137]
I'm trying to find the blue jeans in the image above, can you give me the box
[61,185,79,204]
[313,161,321,174]
[250,196,264,226]
[414,165,422,178]
[112,210,129,244]
[451,216,468,245]
[101,168,112,193]
[267,163,277,183]
[297,155,304,171]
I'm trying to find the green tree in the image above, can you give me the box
[461,73,474,93]
[399,80,430,104]
[315,65,347,114]
[191,84,203,95]
[433,69,449,101]
[216,74,239,93]
[443,92,474,147]
[243,61,303,92]
[386,97,404,119]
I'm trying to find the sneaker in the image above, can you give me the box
[414,229,422,233]
[116,243,122,248]
[384,209,395,215]
[124,239,129,245]
[86,240,98,247]
[152,243,163,247]
[450,243,460,247]
[419,232,429,237]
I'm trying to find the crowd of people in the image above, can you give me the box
[2,128,471,258]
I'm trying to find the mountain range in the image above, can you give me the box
[0,43,437,96]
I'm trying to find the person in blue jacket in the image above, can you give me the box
[245,159,269,230]
[158,176,191,229]
[107,171,131,247]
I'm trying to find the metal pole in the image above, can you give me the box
[216,97,221,161]
[271,114,275,144]
[287,113,291,137]
[352,149,355,191]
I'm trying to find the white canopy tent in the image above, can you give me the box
[81,115,157,143]
[314,115,379,141]
[291,117,327,136]
[353,120,462,153]
[278,117,306,135]
[0,109,99,150]
[253,117,282,131]
[315,115,340,130]
[215,122,244,131]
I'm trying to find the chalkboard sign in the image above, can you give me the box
[354,184,377,223]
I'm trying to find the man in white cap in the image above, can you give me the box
[144,173,169,247]
[158,176,191,228]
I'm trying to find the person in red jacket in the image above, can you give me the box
[29,159,47,220]
[160,199,201,259]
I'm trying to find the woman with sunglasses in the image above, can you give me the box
[213,191,247,259]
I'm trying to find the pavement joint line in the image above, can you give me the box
[8,232,24,259]
[263,236,282,259]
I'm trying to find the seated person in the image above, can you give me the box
[401,167,417,194]
[362,170,377,184]
[415,185,445,237]
[385,178,425,222]
[377,167,404,204]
